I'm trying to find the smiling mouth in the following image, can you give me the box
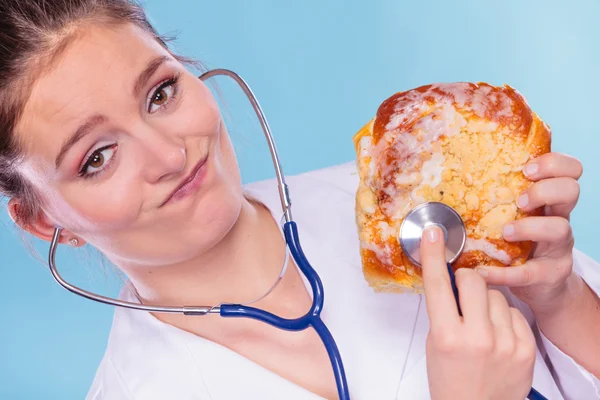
[160,154,209,207]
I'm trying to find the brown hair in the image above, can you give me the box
[0,0,197,225]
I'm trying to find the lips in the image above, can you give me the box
[160,155,208,207]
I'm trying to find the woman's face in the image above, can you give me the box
[14,23,244,267]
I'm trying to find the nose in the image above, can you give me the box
[140,131,187,183]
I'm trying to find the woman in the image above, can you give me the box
[1,1,599,399]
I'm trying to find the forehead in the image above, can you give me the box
[16,23,170,159]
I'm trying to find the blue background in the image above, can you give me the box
[1,0,599,398]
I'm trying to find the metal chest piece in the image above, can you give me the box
[398,202,466,267]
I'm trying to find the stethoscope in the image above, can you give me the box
[47,69,547,400]
[399,203,546,400]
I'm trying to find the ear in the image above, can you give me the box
[7,199,87,248]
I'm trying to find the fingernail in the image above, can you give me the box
[524,163,538,177]
[503,224,515,237]
[476,267,489,277]
[517,193,529,208]
[425,226,439,243]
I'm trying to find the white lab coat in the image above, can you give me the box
[87,161,600,400]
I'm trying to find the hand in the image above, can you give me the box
[422,226,536,400]
[475,152,584,312]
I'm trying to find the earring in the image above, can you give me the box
[68,238,79,247]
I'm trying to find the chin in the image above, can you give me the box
[171,177,244,261]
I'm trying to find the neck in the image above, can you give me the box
[124,197,289,310]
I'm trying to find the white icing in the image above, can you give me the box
[358,82,518,270]
[360,136,378,185]
[470,85,493,118]
[363,205,376,215]
[385,114,404,132]
[363,239,393,266]
[377,221,397,240]
[367,158,377,184]
[387,194,412,221]
[438,83,470,107]
[359,136,372,157]
[395,171,421,186]
[410,186,424,204]
[464,238,513,264]
[486,91,513,118]
[496,94,513,118]
[420,152,444,189]
[385,93,430,131]
[414,103,466,138]
[373,102,465,219]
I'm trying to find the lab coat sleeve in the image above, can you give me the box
[538,249,600,400]
[86,356,135,400]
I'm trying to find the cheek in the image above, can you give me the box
[171,78,222,139]
[191,178,242,237]
[216,125,242,185]
[19,160,141,231]
[55,179,143,231]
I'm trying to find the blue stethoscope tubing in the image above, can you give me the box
[46,67,545,400]
[221,221,350,399]
[47,69,352,399]
[446,264,547,400]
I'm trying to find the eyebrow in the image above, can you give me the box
[55,114,107,168]
[133,55,170,98]
[55,55,171,169]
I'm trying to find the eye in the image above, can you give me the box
[79,144,118,177]
[147,75,179,113]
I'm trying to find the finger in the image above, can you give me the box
[487,290,515,348]
[516,177,579,218]
[510,308,534,342]
[502,216,573,246]
[523,152,583,181]
[454,268,491,328]
[509,308,536,357]
[421,226,461,328]
[475,258,551,287]
[476,250,574,287]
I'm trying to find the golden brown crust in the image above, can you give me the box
[353,82,551,293]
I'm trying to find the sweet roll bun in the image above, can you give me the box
[353,83,551,293]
